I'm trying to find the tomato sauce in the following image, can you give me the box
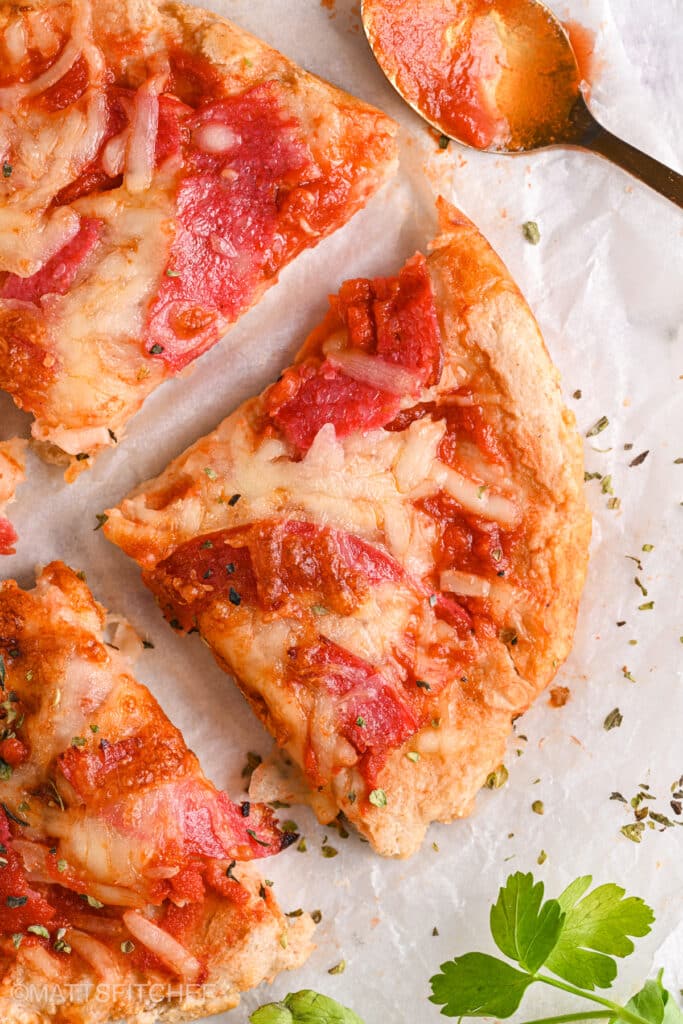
[364,0,582,150]
[0,813,55,935]
[562,20,597,99]
[0,517,19,557]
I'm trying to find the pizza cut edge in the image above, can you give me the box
[0,0,398,477]
[0,440,26,556]
[104,199,591,857]
[0,562,313,1024]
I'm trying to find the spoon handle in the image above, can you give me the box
[574,105,683,208]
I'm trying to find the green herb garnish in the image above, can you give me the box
[586,416,610,438]
[250,990,364,1023]
[429,871,674,1024]
[604,708,623,730]
[522,221,541,245]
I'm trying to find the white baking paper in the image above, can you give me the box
[1,0,682,1020]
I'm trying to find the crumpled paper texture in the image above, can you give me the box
[1,0,682,1020]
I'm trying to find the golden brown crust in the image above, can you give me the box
[105,200,591,857]
[0,0,397,474]
[0,563,313,1023]
[0,438,27,554]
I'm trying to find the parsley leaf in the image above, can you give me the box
[490,872,565,972]
[428,871,674,1024]
[545,876,655,990]
[250,990,365,1023]
[429,953,534,1017]
[613,972,683,1024]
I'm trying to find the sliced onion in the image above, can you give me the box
[144,865,181,880]
[123,910,202,982]
[440,570,492,599]
[105,614,144,664]
[125,82,159,195]
[430,461,521,528]
[101,130,127,177]
[329,349,420,396]
[67,929,120,982]
[67,913,126,937]
[0,38,80,106]
[19,943,61,980]
[193,122,241,154]
[70,88,108,171]
[85,881,147,908]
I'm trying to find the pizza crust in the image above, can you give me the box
[0,0,397,474]
[0,564,314,1022]
[105,200,591,857]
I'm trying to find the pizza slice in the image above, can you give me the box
[105,200,591,858]
[0,0,397,477]
[0,440,26,556]
[0,562,313,1023]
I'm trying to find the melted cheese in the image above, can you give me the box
[29,187,175,446]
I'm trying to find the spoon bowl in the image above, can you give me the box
[361,0,683,206]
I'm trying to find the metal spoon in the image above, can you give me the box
[361,0,683,208]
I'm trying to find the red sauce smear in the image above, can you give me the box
[562,20,597,100]
[266,254,442,453]
[0,518,19,556]
[363,0,582,150]
[40,55,89,112]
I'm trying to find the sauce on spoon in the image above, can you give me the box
[362,0,582,151]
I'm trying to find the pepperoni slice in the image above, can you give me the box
[266,254,442,453]
[151,519,403,625]
[292,640,418,785]
[266,360,401,453]
[39,54,89,112]
[1,218,101,303]
[60,744,289,862]
[336,253,443,385]
[145,85,314,370]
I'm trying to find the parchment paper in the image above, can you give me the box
[1,0,682,1019]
